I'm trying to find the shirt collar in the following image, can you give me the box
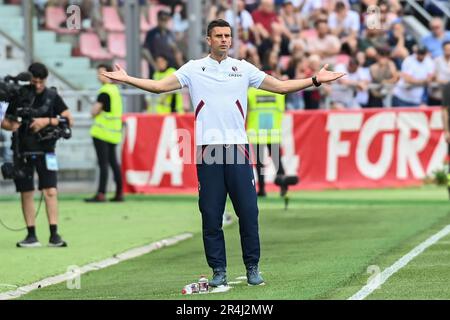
[207,54,230,65]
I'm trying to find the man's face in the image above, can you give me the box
[156,56,168,71]
[443,44,450,58]
[260,0,274,13]
[207,26,232,55]
[97,67,109,83]
[158,16,170,29]
[430,20,443,37]
[31,77,46,94]
[417,53,426,62]
[317,22,328,36]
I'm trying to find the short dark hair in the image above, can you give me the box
[97,63,113,72]
[207,19,232,37]
[314,19,328,28]
[443,41,450,48]
[28,62,48,79]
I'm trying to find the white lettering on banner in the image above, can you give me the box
[126,117,137,154]
[356,112,396,180]
[426,110,447,175]
[396,112,428,179]
[281,114,300,176]
[326,113,364,181]
[429,110,444,130]
[126,170,151,186]
[150,116,183,186]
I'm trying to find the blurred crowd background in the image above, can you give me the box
[1,0,450,111]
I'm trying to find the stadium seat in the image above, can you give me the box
[141,14,152,32]
[79,32,113,60]
[45,6,79,34]
[102,6,125,32]
[108,32,126,58]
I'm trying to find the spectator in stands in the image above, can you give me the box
[367,46,398,108]
[251,0,291,55]
[143,10,183,79]
[285,53,306,110]
[304,19,341,61]
[328,1,360,39]
[172,2,189,59]
[388,20,416,69]
[225,0,255,37]
[298,0,333,26]
[422,18,450,58]
[428,41,450,106]
[85,64,124,203]
[302,54,324,109]
[279,1,303,38]
[331,57,371,109]
[358,26,389,56]
[208,0,229,22]
[392,46,435,107]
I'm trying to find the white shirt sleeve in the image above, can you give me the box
[0,101,8,121]
[174,60,193,88]
[243,60,267,88]
[349,11,360,32]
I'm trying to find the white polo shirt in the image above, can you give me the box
[393,55,435,104]
[174,55,267,146]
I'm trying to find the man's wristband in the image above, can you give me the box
[49,117,52,125]
[312,75,321,87]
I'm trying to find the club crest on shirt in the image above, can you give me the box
[229,66,242,77]
[202,66,206,71]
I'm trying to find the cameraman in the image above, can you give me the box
[0,62,73,248]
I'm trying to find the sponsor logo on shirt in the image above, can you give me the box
[229,66,242,77]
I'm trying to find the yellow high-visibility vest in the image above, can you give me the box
[150,67,184,114]
[90,83,123,144]
[247,87,285,144]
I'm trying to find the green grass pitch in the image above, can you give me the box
[1,186,449,299]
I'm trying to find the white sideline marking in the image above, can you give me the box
[0,233,193,300]
[348,225,450,300]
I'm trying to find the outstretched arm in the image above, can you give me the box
[259,64,345,94]
[101,64,182,94]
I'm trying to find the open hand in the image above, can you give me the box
[101,64,130,83]
[316,64,346,83]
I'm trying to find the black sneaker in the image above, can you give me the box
[209,268,227,287]
[109,194,124,202]
[246,265,265,286]
[48,235,68,247]
[84,193,106,203]
[16,236,41,248]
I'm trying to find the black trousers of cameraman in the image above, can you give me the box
[93,137,122,195]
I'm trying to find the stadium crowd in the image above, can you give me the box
[4,0,450,111]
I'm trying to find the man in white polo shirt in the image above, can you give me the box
[102,19,344,287]
[392,46,435,107]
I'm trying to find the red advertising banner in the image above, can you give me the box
[122,108,447,193]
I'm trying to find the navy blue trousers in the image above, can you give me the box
[196,144,260,270]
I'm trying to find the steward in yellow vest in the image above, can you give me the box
[247,87,286,197]
[149,55,184,114]
[86,64,124,203]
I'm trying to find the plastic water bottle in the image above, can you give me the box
[181,284,192,295]
[198,275,209,293]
